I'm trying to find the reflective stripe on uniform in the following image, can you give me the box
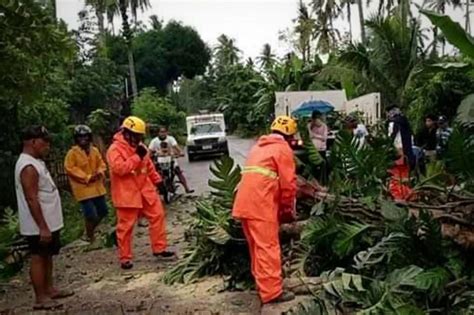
[241,166,278,179]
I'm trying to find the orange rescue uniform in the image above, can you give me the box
[107,132,167,263]
[232,134,297,303]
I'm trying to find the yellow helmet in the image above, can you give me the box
[271,115,297,136]
[122,116,146,134]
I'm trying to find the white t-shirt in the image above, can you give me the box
[148,135,178,152]
[15,153,64,235]
[353,124,369,148]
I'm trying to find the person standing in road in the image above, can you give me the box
[15,126,73,310]
[107,116,175,270]
[64,125,108,244]
[148,126,194,194]
[233,115,298,305]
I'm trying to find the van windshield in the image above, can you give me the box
[191,123,222,135]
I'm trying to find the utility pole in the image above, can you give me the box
[466,0,472,35]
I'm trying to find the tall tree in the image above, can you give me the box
[356,0,366,42]
[294,0,316,62]
[257,43,277,70]
[427,0,461,55]
[115,0,150,98]
[311,0,341,53]
[214,34,241,68]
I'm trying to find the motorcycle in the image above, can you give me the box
[152,153,179,204]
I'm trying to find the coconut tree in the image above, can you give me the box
[257,43,277,71]
[426,0,462,55]
[311,0,341,53]
[338,14,424,108]
[113,0,150,98]
[294,0,316,63]
[214,34,241,68]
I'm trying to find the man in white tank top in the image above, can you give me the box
[15,126,72,310]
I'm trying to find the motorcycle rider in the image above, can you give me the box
[148,126,194,194]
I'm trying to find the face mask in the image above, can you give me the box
[158,135,166,140]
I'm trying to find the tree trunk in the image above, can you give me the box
[466,0,471,34]
[127,48,138,98]
[51,0,57,20]
[347,3,353,42]
[356,0,366,43]
[119,0,138,98]
[96,11,106,56]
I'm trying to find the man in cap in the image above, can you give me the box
[15,126,73,310]
[107,116,174,269]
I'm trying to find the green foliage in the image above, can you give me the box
[329,128,395,197]
[132,88,186,132]
[292,215,373,276]
[208,156,241,209]
[69,58,124,120]
[421,10,474,60]
[444,126,474,190]
[405,69,474,130]
[106,20,210,93]
[337,14,423,108]
[163,157,251,288]
[456,93,474,127]
[59,192,84,246]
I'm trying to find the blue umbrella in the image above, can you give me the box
[292,100,335,117]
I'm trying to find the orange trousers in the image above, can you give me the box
[116,199,167,263]
[388,163,412,201]
[241,219,283,303]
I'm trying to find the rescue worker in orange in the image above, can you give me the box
[64,125,107,244]
[107,116,175,269]
[232,115,298,304]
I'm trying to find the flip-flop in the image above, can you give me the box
[50,288,75,299]
[33,300,63,310]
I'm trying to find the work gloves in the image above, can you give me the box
[136,144,148,159]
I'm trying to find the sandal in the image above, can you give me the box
[153,251,176,258]
[33,300,63,310]
[50,288,75,299]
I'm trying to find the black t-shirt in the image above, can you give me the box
[415,127,437,150]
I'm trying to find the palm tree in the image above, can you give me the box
[85,0,114,53]
[294,0,316,63]
[356,0,366,42]
[149,15,162,30]
[214,34,241,68]
[338,15,423,108]
[427,0,461,55]
[115,0,150,98]
[341,0,354,41]
[257,44,277,70]
[311,0,342,53]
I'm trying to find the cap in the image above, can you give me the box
[22,125,51,142]
[438,115,448,123]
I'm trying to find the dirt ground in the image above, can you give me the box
[0,196,309,315]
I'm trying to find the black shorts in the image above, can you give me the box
[25,230,61,256]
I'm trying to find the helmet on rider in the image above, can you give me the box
[121,116,146,147]
[74,124,92,147]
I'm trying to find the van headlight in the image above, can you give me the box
[187,139,195,146]
[218,137,227,143]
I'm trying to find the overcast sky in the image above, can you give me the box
[57,0,470,59]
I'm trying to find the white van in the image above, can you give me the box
[186,114,229,162]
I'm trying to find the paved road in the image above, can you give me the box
[178,136,255,196]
